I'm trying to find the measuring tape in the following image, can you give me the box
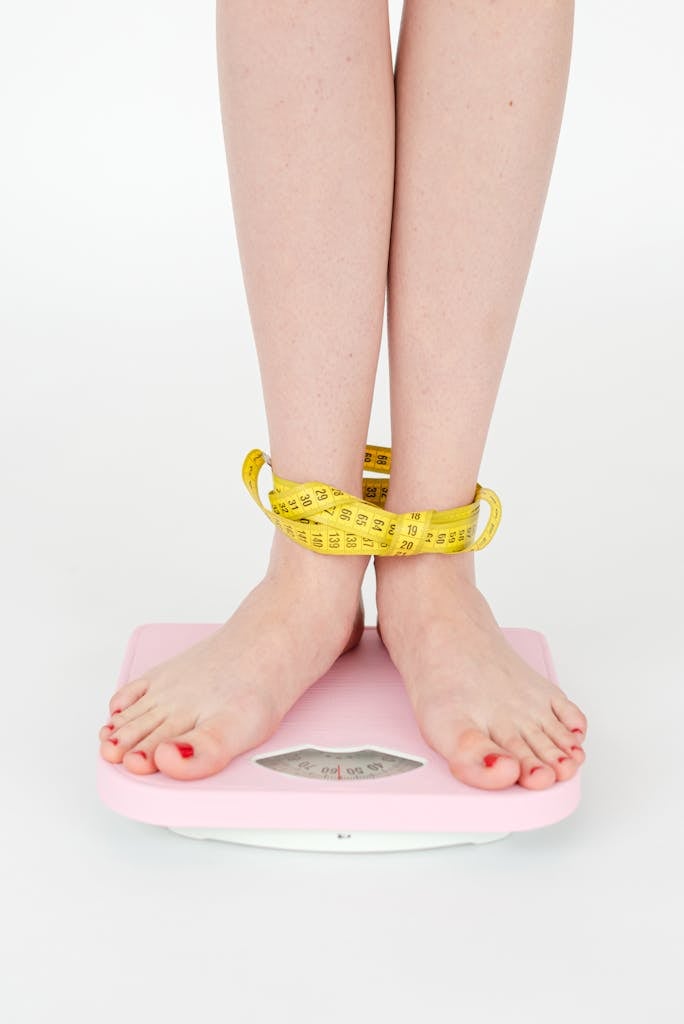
[241,444,502,556]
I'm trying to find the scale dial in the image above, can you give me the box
[254,746,424,782]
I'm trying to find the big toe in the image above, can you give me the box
[153,722,234,780]
[152,702,273,781]
[445,726,521,790]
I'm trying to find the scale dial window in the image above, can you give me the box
[254,746,424,782]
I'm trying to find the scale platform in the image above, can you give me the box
[97,624,581,852]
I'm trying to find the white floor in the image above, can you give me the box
[3,2,683,1021]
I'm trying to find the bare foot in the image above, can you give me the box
[374,551,587,790]
[99,534,368,780]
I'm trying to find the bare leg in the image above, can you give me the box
[99,1,395,779]
[374,0,588,789]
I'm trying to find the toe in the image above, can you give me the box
[153,693,279,780]
[100,707,169,762]
[153,716,240,781]
[99,722,117,742]
[122,725,173,773]
[550,694,588,740]
[102,695,156,739]
[520,760,557,789]
[490,730,556,790]
[446,726,521,790]
[100,731,126,763]
[542,717,586,765]
[522,726,578,782]
[100,688,158,744]
[121,748,158,774]
[121,719,197,774]
[108,677,150,718]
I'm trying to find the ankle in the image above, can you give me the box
[374,548,477,588]
[267,528,370,589]
[383,477,481,518]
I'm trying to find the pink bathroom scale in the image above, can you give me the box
[97,624,581,852]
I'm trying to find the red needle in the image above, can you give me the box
[337,764,341,780]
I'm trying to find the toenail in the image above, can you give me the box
[557,756,568,762]
[132,750,147,759]
[571,746,581,751]
[105,724,114,731]
[112,708,122,715]
[483,754,499,767]
[571,728,583,734]
[176,742,194,759]
[109,738,118,746]
[529,766,543,775]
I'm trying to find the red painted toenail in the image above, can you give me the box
[571,728,583,734]
[112,708,122,715]
[558,756,569,762]
[105,724,114,731]
[176,742,194,759]
[483,754,499,767]
[571,746,581,751]
[109,738,118,746]
[529,766,542,775]
[132,750,147,759]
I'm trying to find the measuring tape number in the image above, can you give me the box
[241,444,502,556]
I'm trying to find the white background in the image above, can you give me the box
[2,1,682,1020]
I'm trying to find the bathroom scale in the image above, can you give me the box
[96,624,581,852]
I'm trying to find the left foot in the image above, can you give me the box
[374,551,587,790]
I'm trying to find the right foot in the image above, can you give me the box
[99,535,368,780]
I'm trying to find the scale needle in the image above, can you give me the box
[337,764,341,780]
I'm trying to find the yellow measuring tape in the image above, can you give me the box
[241,444,502,556]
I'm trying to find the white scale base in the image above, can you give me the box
[168,826,510,853]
